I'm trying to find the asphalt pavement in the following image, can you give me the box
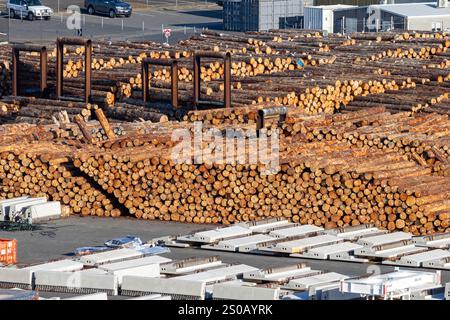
[0,0,223,43]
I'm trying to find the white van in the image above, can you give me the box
[7,0,53,21]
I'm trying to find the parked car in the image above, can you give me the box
[85,0,132,18]
[7,0,53,21]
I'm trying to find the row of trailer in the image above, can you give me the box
[161,218,450,270]
[0,249,447,300]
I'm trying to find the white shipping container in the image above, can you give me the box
[23,201,61,223]
[0,197,29,221]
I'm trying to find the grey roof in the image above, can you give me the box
[373,2,450,18]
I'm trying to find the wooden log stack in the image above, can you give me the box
[0,30,449,234]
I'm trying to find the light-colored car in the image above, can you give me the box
[7,0,53,21]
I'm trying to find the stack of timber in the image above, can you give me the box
[63,107,449,234]
[0,30,449,233]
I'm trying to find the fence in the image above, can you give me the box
[4,12,207,44]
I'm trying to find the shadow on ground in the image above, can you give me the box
[179,9,222,19]
[173,21,222,31]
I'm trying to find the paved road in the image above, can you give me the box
[0,1,222,43]
[1,216,448,284]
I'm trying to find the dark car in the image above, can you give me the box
[85,0,132,18]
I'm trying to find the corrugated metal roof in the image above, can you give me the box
[306,4,357,10]
[373,2,450,18]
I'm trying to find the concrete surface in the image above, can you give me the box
[1,216,449,284]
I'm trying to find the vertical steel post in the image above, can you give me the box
[40,47,48,96]
[11,47,19,96]
[142,60,149,103]
[85,40,92,103]
[171,60,178,108]
[224,52,231,109]
[193,54,200,110]
[56,38,63,98]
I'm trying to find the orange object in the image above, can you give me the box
[0,239,17,265]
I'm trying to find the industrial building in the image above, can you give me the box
[223,0,313,31]
[302,1,450,33]
[367,1,450,31]
[223,0,436,32]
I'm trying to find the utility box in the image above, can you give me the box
[0,239,17,266]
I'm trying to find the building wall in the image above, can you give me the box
[379,11,405,30]
[333,7,368,33]
[314,0,431,5]
[406,16,450,31]
[304,6,325,30]
[223,0,313,31]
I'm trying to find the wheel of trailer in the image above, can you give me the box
[9,9,15,19]
[125,13,131,18]
[44,16,50,20]
[109,9,116,18]
[27,12,34,21]
[87,6,95,15]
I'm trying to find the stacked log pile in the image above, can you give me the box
[0,30,449,233]
[281,107,450,177]
[0,97,170,125]
[70,111,449,234]
[3,30,450,115]
[0,124,120,216]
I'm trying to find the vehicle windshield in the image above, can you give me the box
[25,0,42,6]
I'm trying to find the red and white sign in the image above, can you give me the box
[163,28,172,38]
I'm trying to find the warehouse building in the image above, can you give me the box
[314,0,430,4]
[223,0,440,32]
[303,1,450,33]
[223,0,313,31]
[367,1,450,31]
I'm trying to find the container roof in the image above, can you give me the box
[372,2,450,18]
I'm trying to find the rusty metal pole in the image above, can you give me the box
[40,47,48,97]
[56,38,63,98]
[11,47,19,96]
[171,60,178,108]
[224,52,231,109]
[85,40,92,103]
[142,60,149,103]
[193,54,200,110]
